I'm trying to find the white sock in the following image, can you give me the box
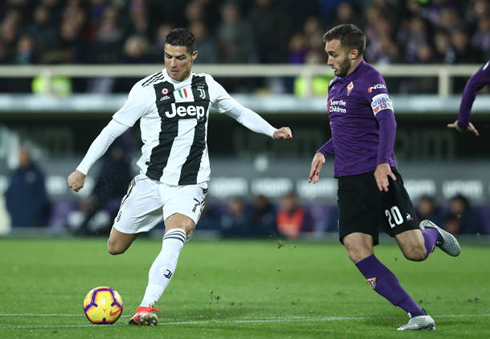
[140,228,187,307]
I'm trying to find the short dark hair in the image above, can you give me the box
[323,24,366,57]
[165,28,196,53]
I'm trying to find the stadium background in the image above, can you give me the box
[0,0,489,238]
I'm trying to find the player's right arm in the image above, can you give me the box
[309,139,334,184]
[67,120,129,192]
[68,81,151,192]
[448,60,490,136]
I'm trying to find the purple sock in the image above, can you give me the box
[356,255,422,314]
[422,228,439,259]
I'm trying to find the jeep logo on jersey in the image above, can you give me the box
[165,102,206,120]
[368,84,386,93]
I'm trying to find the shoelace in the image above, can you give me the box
[135,303,162,315]
[148,304,161,313]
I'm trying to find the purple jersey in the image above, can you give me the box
[317,60,397,177]
[458,60,490,128]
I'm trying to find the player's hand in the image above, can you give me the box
[447,120,479,137]
[67,170,86,192]
[273,127,293,140]
[374,163,396,192]
[309,152,325,184]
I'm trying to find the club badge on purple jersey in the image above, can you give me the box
[347,81,354,96]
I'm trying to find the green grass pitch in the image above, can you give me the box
[0,237,489,338]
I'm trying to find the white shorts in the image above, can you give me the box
[113,173,208,234]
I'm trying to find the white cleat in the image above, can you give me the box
[420,219,461,257]
[397,313,435,331]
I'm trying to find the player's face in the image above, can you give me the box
[325,39,353,77]
[164,44,198,82]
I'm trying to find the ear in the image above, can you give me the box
[192,50,198,62]
[350,49,359,60]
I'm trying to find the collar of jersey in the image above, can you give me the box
[164,69,195,86]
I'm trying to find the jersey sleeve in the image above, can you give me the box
[112,81,153,127]
[76,119,129,175]
[364,73,394,117]
[458,60,490,127]
[316,139,335,158]
[207,75,276,138]
[364,72,397,165]
[375,112,396,165]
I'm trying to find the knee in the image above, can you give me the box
[347,248,372,264]
[165,214,195,235]
[343,233,374,264]
[402,245,427,261]
[107,240,127,255]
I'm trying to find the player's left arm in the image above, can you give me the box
[368,77,397,192]
[374,112,397,192]
[208,76,292,140]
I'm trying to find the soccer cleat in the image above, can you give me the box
[397,312,435,331]
[420,219,461,257]
[128,304,161,326]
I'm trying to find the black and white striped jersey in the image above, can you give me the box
[111,69,276,186]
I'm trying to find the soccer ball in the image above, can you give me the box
[83,286,123,324]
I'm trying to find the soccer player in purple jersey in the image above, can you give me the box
[448,60,490,136]
[308,24,461,331]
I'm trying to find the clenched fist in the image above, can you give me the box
[273,127,293,140]
[67,170,86,192]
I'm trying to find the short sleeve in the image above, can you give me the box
[112,81,153,127]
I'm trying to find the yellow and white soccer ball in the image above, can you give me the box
[83,286,123,324]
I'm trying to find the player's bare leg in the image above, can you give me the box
[397,220,460,261]
[395,229,427,261]
[344,233,434,330]
[343,232,374,263]
[129,213,195,326]
[165,213,196,235]
[107,227,138,255]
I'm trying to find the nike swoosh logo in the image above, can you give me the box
[110,309,121,317]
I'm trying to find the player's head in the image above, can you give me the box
[323,24,365,77]
[164,28,198,81]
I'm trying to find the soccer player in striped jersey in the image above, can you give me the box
[308,24,460,331]
[67,28,292,326]
[447,59,490,136]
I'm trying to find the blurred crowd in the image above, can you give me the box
[2,0,489,65]
[204,191,489,239]
[1,0,489,90]
[1,0,490,236]
[2,146,489,238]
